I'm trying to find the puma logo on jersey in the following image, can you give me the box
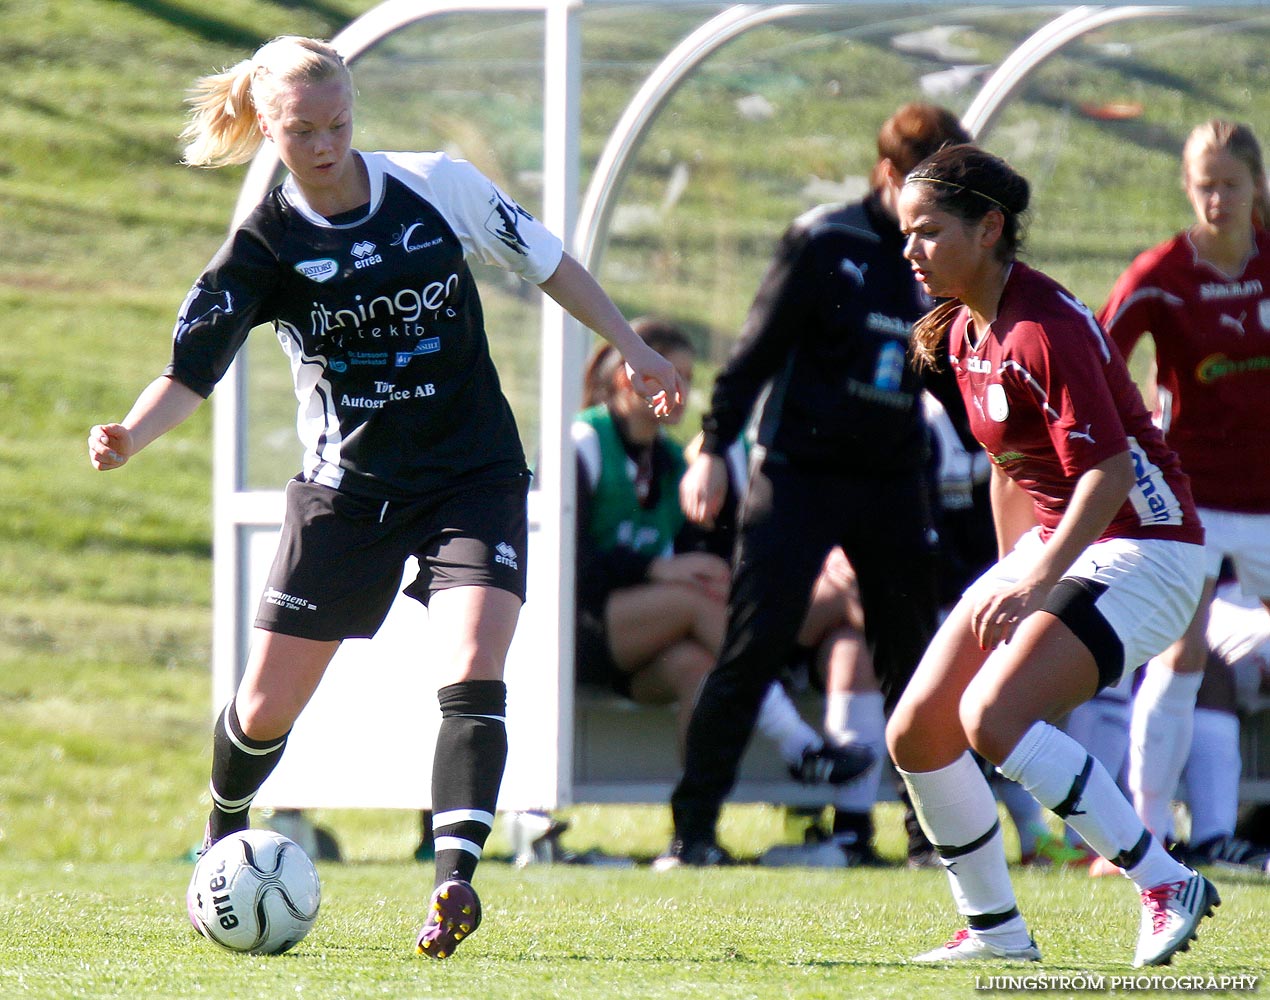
[839,258,868,285]
[1219,311,1247,336]
[1068,423,1096,444]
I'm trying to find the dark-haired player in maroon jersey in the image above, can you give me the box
[86,35,683,960]
[1099,120,1270,864]
[890,143,1218,968]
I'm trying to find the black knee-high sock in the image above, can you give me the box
[207,700,289,842]
[432,680,508,886]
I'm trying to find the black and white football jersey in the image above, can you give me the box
[167,151,563,497]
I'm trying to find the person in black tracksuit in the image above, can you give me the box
[659,104,971,866]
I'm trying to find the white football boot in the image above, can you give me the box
[913,928,1041,963]
[1133,868,1220,967]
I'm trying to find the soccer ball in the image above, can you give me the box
[187,829,322,954]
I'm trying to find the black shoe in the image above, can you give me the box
[788,742,874,786]
[652,837,735,871]
[1182,834,1270,876]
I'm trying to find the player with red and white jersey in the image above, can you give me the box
[952,262,1199,548]
[1101,227,1270,516]
[889,144,1217,969]
[1098,120,1270,853]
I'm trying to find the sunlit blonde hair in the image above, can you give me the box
[1182,119,1269,229]
[179,36,351,168]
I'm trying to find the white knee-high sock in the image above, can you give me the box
[1062,690,1132,848]
[1183,708,1241,847]
[825,690,885,813]
[994,776,1045,857]
[1000,721,1189,891]
[900,752,1029,945]
[755,683,819,764]
[1129,662,1202,840]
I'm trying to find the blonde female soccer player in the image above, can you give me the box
[87,35,682,960]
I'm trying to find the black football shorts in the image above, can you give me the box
[255,472,530,641]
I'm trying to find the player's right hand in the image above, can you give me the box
[88,423,133,471]
[679,452,728,528]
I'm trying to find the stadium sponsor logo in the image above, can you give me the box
[494,542,519,570]
[263,588,317,612]
[295,258,339,283]
[392,221,444,254]
[1200,278,1263,301]
[1196,351,1270,383]
[351,241,383,270]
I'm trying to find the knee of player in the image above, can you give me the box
[884,701,922,768]
[959,692,1024,766]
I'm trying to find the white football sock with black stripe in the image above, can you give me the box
[432,680,508,886]
[999,720,1190,890]
[901,752,1030,946]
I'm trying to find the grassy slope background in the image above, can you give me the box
[1,3,1268,998]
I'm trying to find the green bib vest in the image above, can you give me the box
[577,405,686,557]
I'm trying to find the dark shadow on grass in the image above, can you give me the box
[76,535,213,561]
[272,0,361,32]
[113,0,262,50]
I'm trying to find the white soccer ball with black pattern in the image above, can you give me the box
[187,829,321,954]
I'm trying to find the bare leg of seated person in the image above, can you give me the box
[604,580,724,753]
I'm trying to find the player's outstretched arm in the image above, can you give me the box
[539,252,684,419]
[88,375,204,471]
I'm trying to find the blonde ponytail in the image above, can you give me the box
[180,59,261,167]
[178,36,350,169]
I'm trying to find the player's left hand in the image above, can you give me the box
[625,353,684,420]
